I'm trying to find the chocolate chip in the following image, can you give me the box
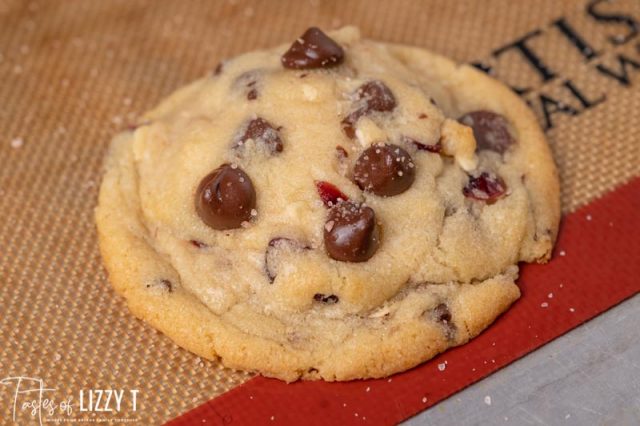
[431,303,455,339]
[341,81,396,139]
[189,239,209,249]
[313,293,339,304]
[235,117,283,154]
[147,279,173,293]
[324,201,380,262]
[463,172,507,203]
[418,113,428,119]
[458,111,515,154]
[315,180,349,208]
[214,62,224,76]
[281,27,344,69]
[404,136,442,154]
[233,70,262,101]
[353,144,415,196]
[195,164,256,230]
[265,237,311,283]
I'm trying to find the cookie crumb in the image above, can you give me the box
[484,395,492,406]
[10,138,23,149]
[53,353,62,361]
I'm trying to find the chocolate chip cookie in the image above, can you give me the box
[96,27,560,381]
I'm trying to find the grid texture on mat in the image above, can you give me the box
[0,0,638,424]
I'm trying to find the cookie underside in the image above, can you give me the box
[96,28,559,381]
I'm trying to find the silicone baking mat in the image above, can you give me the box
[0,0,638,424]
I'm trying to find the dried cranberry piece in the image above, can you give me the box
[315,181,349,207]
[463,172,507,202]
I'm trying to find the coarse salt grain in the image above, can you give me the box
[437,363,446,371]
[541,302,549,308]
[548,293,553,299]
[559,250,566,256]
[365,386,370,392]
[569,308,575,312]
[484,396,492,406]
[422,397,427,403]
[586,214,592,221]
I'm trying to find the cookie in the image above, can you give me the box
[96,27,560,381]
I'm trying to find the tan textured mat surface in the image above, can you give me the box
[1,0,638,423]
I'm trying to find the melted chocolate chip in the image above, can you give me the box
[431,303,456,339]
[234,70,262,101]
[458,111,515,154]
[353,144,415,196]
[404,137,442,154]
[313,293,339,304]
[463,172,507,202]
[315,180,349,207]
[265,238,311,283]
[235,117,283,154]
[341,81,397,139]
[214,62,224,76]
[281,27,344,69]
[195,164,256,230]
[433,303,452,323]
[324,201,380,262]
[247,88,258,100]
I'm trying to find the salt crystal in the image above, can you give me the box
[10,138,23,149]
[559,250,566,256]
[250,209,258,217]
[569,308,575,313]
[437,363,446,371]
[484,396,492,406]
[365,386,370,392]
[548,293,553,299]
[422,397,427,403]
[541,302,549,308]
[586,214,592,221]
[270,415,275,421]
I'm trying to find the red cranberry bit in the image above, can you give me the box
[463,172,507,202]
[458,110,515,154]
[315,181,349,207]
[281,27,344,69]
[189,240,209,249]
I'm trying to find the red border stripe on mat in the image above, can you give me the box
[167,177,640,426]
